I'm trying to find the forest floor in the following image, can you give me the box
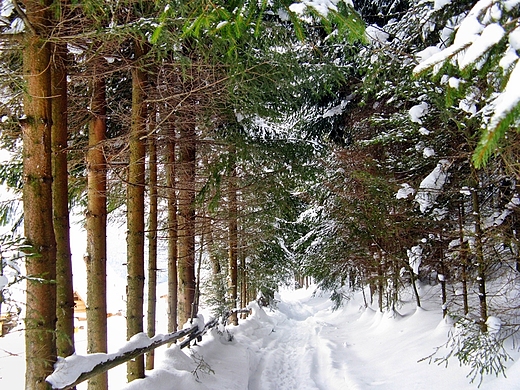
[2,284,520,389]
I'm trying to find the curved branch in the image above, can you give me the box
[12,1,37,35]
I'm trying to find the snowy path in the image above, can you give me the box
[247,296,347,390]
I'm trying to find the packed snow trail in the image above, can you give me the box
[246,292,353,390]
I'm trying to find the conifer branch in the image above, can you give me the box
[12,1,37,36]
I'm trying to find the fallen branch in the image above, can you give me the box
[47,325,199,390]
[46,308,251,390]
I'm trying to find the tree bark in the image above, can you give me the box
[240,248,247,319]
[177,125,196,327]
[166,137,178,333]
[458,200,469,316]
[126,40,148,382]
[86,71,108,390]
[471,176,488,332]
[439,242,447,318]
[51,41,75,359]
[228,163,239,326]
[21,2,57,388]
[146,134,158,370]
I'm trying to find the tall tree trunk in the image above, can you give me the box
[126,40,148,382]
[207,225,225,311]
[21,2,57,388]
[166,138,178,334]
[409,267,421,308]
[377,252,384,312]
[228,164,239,326]
[458,200,469,316]
[86,73,108,390]
[240,248,247,319]
[471,176,488,332]
[177,125,196,327]
[438,234,447,318]
[51,41,75,359]
[146,134,158,370]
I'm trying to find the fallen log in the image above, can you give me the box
[46,308,251,390]
[47,325,199,390]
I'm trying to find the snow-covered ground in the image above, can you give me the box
[120,285,520,390]
[4,283,519,389]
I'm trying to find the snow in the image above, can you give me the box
[396,183,415,199]
[505,0,520,11]
[488,60,520,129]
[116,287,520,390]
[434,0,452,10]
[483,194,520,228]
[365,25,390,45]
[448,77,461,89]
[419,127,431,135]
[322,98,352,118]
[0,0,14,17]
[458,23,505,70]
[3,283,520,389]
[409,102,429,124]
[423,147,435,158]
[414,46,441,64]
[0,274,7,289]
[415,159,450,213]
[288,0,351,18]
[486,316,502,335]
[407,245,422,275]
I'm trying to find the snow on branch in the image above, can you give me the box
[46,325,199,390]
[46,308,252,390]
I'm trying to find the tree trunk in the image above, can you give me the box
[51,41,75,359]
[177,124,196,327]
[240,249,247,319]
[21,2,57,388]
[377,255,384,313]
[409,267,421,308]
[228,164,239,326]
[471,177,488,332]
[439,243,447,318]
[146,134,158,370]
[458,200,469,316]
[166,137,178,334]
[126,40,148,382]
[86,72,108,390]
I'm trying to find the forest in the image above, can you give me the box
[1,0,520,389]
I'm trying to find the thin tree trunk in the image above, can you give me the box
[208,226,220,275]
[471,177,488,332]
[458,201,469,316]
[21,2,57,388]
[240,249,247,318]
[391,258,399,311]
[228,163,239,326]
[377,255,384,313]
[126,40,148,382]
[438,234,447,318]
[207,225,225,310]
[177,125,196,327]
[86,72,108,390]
[409,268,421,308]
[51,41,75,359]
[167,137,178,333]
[146,134,158,370]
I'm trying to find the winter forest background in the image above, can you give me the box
[2,0,520,389]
